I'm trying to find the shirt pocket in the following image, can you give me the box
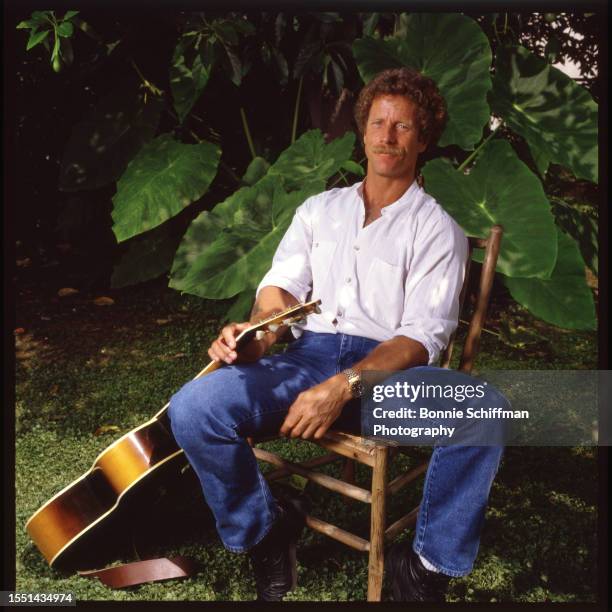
[364,256,405,328]
[310,240,338,289]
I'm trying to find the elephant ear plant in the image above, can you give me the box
[18,11,597,330]
[168,131,356,321]
[354,13,597,330]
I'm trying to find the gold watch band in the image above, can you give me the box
[342,367,363,399]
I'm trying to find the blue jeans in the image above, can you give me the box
[168,331,503,577]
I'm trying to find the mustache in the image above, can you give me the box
[371,146,405,156]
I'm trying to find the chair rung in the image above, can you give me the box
[253,447,372,503]
[314,432,377,467]
[264,452,343,481]
[384,506,420,541]
[387,461,429,495]
[305,514,370,552]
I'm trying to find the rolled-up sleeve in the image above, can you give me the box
[395,213,469,364]
[255,200,314,302]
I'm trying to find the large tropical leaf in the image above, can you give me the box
[169,177,324,299]
[170,36,214,123]
[550,197,598,275]
[242,156,270,186]
[59,83,163,192]
[169,129,354,299]
[490,45,598,183]
[111,134,220,243]
[352,13,492,150]
[225,289,257,323]
[422,139,557,279]
[168,172,277,289]
[268,130,355,190]
[111,221,181,288]
[502,227,596,330]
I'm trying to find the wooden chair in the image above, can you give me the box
[252,225,503,601]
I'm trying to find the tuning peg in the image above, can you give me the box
[268,323,280,333]
[255,330,266,340]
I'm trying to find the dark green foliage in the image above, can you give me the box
[59,81,164,192]
[422,140,557,279]
[12,9,599,329]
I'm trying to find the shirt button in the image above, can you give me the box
[337,310,342,317]
[354,245,360,251]
[314,242,319,248]
[346,277,351,283]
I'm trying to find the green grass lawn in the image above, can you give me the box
[15,278,598,602]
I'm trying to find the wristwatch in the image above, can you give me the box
[342,368,364,399]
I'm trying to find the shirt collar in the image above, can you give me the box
[356,179,421,218]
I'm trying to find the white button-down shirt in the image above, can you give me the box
[256,180,468,365]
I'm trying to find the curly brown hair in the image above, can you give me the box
[354,67,448,149]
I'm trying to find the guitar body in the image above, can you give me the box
[25,300,320,569]
[25,406,186,568]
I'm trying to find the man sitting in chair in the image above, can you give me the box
[168,67,504,602]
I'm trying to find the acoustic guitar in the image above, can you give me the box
[25,300,321,569]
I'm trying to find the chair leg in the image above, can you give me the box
[367,447,388,601]
[341,458,355,484]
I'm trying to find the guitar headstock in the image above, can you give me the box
[236,300,321,344]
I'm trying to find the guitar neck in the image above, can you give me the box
[168,299,321,391]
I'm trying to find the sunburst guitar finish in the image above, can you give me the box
[25,300,321,568]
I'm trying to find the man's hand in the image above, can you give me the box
[208,322,267,365]
[280,374,352,440]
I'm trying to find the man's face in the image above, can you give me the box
[363,94,427,180]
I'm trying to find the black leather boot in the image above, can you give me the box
[386,541,451,602]
[248,497,307,601]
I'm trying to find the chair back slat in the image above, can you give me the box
[439,225,503,374]
[438,241,473,368]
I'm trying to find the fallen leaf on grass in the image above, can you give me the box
[93,297,115,306]
[16,257,32,267]
[156,319,171,325]
[94,425,120,436]
[15,332,47,366]
[14,328,25,335]
[58,287,79,297]
[160,352,187,361]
